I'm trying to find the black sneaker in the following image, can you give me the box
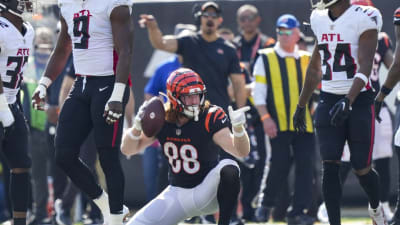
[184,216,201,224]
[200,214,216,224]
[287,213,316,225]
[229,218,245,225]
[254,206,271,222]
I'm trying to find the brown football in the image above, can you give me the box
[141,97,165,137]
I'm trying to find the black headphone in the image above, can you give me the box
[192,3,201,29]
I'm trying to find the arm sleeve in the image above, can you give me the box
[176,36,189,56]
[107,0,132,18]
[205,106,230,136]
[252,56,267,106]
[358,7,382,36]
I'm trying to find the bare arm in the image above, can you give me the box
[139,14,178,53]
[345,30,378,104]
[43,16,72,81]
[213,127,250,158]
[383,49,394,69]
[58,75,74,111]
[121,127,156,157]
[230,74,247,108]
[111,6,133,84]
[124,88,135,127]
[377,26,400,101]
[298,44,322,107]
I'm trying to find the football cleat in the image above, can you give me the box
[369,204,388,225]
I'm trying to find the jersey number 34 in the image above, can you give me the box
[319,43,357,80]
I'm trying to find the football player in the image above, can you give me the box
[375,6,400,225]
[0,1,34,225]
[293,0,385,225]
[121,68,250,225]
[31,0,133,224]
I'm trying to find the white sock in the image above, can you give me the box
[93,191,110,219]
[109,213,124,225]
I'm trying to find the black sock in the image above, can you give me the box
[374,158,390,202]
[322,162,342,225]
[217,165,240,225]
[14,218,26,225]
[356,168,380,209]
[10,172,29,225]
[98,147,125,214]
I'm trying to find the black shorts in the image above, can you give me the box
[3,103,30,168]
[314,91,374,170]
[55,75,129,149]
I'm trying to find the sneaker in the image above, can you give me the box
[229,218,245,225]
[382,202,394,222]
[184,216,201,223]
[317,203,329,223]
[254,205,271,222]
[369,204,388,225]
[287,213,316,225]
[200,214,215,224]
[54,199,72,225]
[28,215,52,225]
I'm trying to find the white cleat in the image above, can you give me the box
[369,204,388,225]
[382,202,394,222]
[317,203,329,223]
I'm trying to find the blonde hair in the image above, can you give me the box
[165,100,211,123]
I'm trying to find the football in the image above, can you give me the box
[141,97,165,137]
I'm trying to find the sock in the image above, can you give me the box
[109,213,124,225]
[14,218,26,225]
[357,168,380,209]
[374,158,390,202]
[93,191,110,221]
[322,162,342,225]
[217,165,240,225]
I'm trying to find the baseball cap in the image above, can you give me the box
[201,1,221,14]
[276,14,300,29]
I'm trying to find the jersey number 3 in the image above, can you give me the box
[73,11,91,49]
[319,43,357,80]
[164,142,200,174]
[4,56,28,89]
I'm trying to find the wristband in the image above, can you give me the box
[354,72,369,85]
[0,94,8,111]
[39,76,52,88]
[260,113,271,121]
[381,86,393,96]
[233,127,246,137]
[128,131,141,140]
[109,82,126,102]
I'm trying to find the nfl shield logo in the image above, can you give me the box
[176,129,181,136]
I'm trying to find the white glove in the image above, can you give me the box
[0,94,14,127]
[32,77,51,110]
[228,105,250,127]
[133,100,149,131]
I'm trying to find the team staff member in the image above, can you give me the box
[253,14,316,225]
[139,1,246,112]
[233,4,275,72]
[31,0,133,224]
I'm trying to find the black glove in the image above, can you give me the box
[374,100,383,123]
[329,97,351,127]
[293,105,306,133]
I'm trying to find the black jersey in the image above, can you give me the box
[156,105,229,188]
[371,32,392,94]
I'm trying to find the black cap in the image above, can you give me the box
[201,1,221,14]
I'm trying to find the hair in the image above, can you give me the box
[236,4,259,17]
[165,100,211,123]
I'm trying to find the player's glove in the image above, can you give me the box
[32,77,52,111]
[228,106,251,127]
[329,97,351,127]
[374,100,383,123]
[293,105,306,133]
[104,83,126,125]
[0,93,14,128]
[132,100,149,132]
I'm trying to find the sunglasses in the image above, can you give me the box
[202,12,219,19]
[276,29,293,36]
[239,14,257,23]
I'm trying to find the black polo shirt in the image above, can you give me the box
[177,33,241,111]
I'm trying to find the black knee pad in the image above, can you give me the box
[220,165,240,190]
